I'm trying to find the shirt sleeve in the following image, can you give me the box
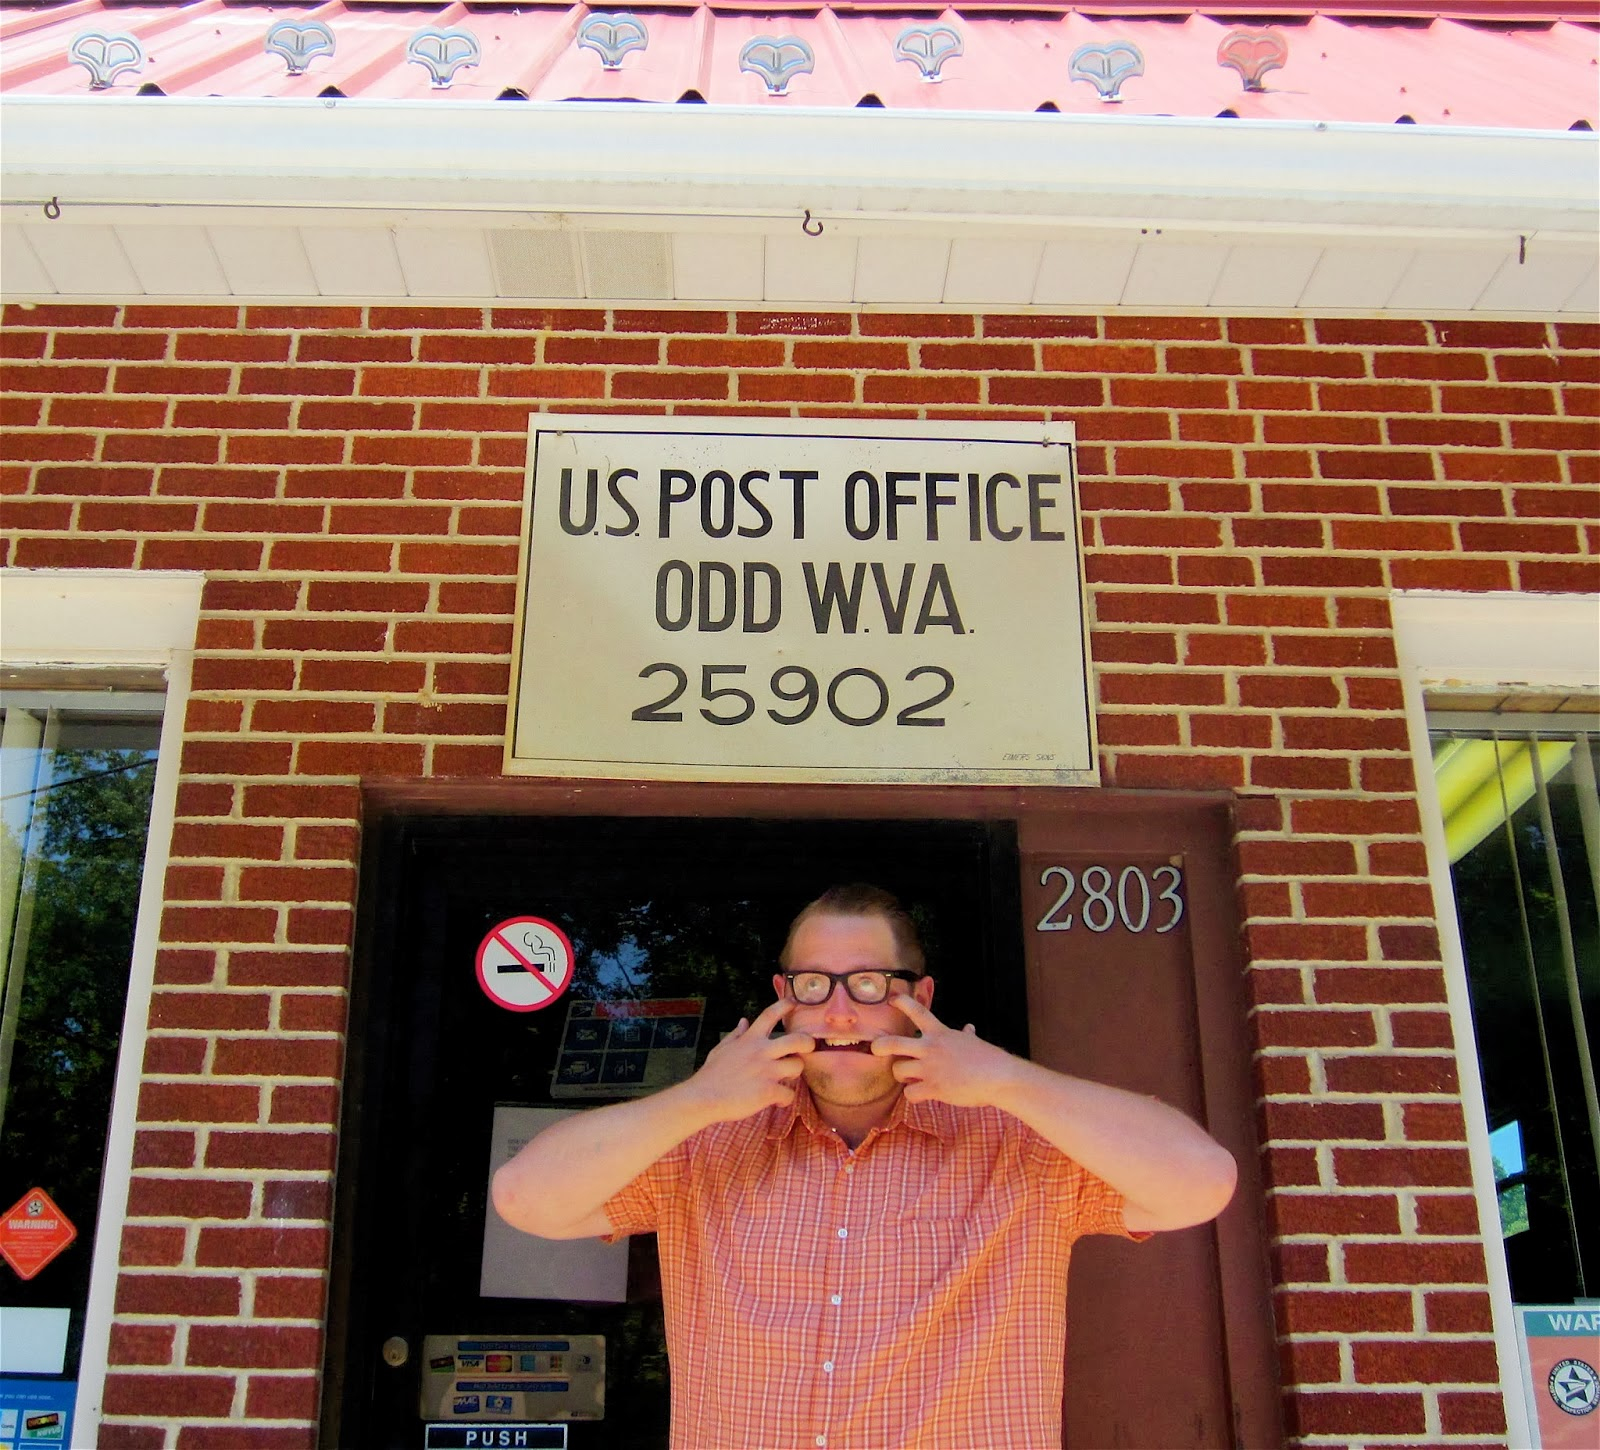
[1023,1127,1155,1243]
[600,1136,692,1241]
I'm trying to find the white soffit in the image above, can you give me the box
[116,225,228,295]
[299,226,409,297]
[673,233,764,301]
[854,236,951,304]
[1209,243,1325,311]
[945,240,1046,306]
[207,225,319,297]
[0,97,1595,316]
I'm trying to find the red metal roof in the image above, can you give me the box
[1,2,1595,128]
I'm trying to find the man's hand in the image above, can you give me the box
[871,994,1019,1107]
[876,994,1236,1232]
[680,997,814,1125]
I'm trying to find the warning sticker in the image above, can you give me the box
[476,918,575,1014]
[0,1189,76,1282]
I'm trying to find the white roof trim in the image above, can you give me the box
[3,98,1595,313]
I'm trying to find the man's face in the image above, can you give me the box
[772,911,935,1114]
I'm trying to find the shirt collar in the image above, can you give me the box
[767,1083,955,1143]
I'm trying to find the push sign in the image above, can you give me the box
[507,415,1095,786]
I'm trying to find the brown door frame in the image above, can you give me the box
[334,780,1281,1448]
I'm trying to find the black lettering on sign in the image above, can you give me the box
[924,471,960,541]
[913,563,964,634]
[738,471,774,538]
[700,470,736,539]
[632,663,687,721]
[655,560,693,632]
[884,471,918,541]
[658,469,696,538]
[1027,473,1066,542]
[985,473,1023,541]
[698,561,738,631]
[844,471,879,541]
[606,468,641,536]
[632,663,957,729]
[655,561,783,633]
[803,562,865,633]
[559,467,598,534]
[781,469,816,540]
[802,563,964,635]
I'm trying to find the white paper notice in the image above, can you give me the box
[480,1105,629,1303]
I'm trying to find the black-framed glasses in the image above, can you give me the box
[781,969,921,1006]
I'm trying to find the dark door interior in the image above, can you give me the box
[324,814,1024,1448]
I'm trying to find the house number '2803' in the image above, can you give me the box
[1035,865,1185,934]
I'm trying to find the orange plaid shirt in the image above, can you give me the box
[604,1084,1143,1450]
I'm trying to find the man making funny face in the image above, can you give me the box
[493,883,1237,1450]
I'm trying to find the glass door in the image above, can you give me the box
[325,813,1024,1449]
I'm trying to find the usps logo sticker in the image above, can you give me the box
[477,917,576,1013]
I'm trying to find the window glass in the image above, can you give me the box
[1431,724,1599,1305]
[0,696,162,1416]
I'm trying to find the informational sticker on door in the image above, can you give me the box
[507,415,1094,785]
[476,917,575,1014]
[419,1336,603,1427]
[0,1377,75,1447]
[552,998,704,1098]
[1518,1306,1600,1447]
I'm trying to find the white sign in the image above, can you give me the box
[507,415,1095,785]
[480,1107,628,1303]
[475,917,574,1013]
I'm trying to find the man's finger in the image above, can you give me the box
[963,1023,976,1035]
[751,997,789,1033]
[891,993,941,1028]
[870,1033,924,1057]
[771,1030,815,1056]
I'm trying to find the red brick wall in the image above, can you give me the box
[2,303,1597,1449]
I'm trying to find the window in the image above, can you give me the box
[1429,717,1599,1306]
[0,692,164,1434]
[0,563,201,1444]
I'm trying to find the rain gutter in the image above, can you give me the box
[1,96,1595,243]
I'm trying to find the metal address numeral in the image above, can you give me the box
[1034,864,1185,934]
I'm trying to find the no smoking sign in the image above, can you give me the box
[476,916,575,1013]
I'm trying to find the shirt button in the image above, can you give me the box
[837,1228,847,1239]
[823,1361,834,1374]
[830,1294,842,1306]
[844,1163,855,1174]
[815,1437,826,1447]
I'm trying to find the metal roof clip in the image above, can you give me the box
[894,24,963,83]
[1217,28,1288,94]
[407,26,481,89]
[1068,41,1143,104]
[739,36,814,97]
[68,31,145,91]
[577,13,649,71]
[265,20,336,78]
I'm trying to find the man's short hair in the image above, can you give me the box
[780,883,926,976]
